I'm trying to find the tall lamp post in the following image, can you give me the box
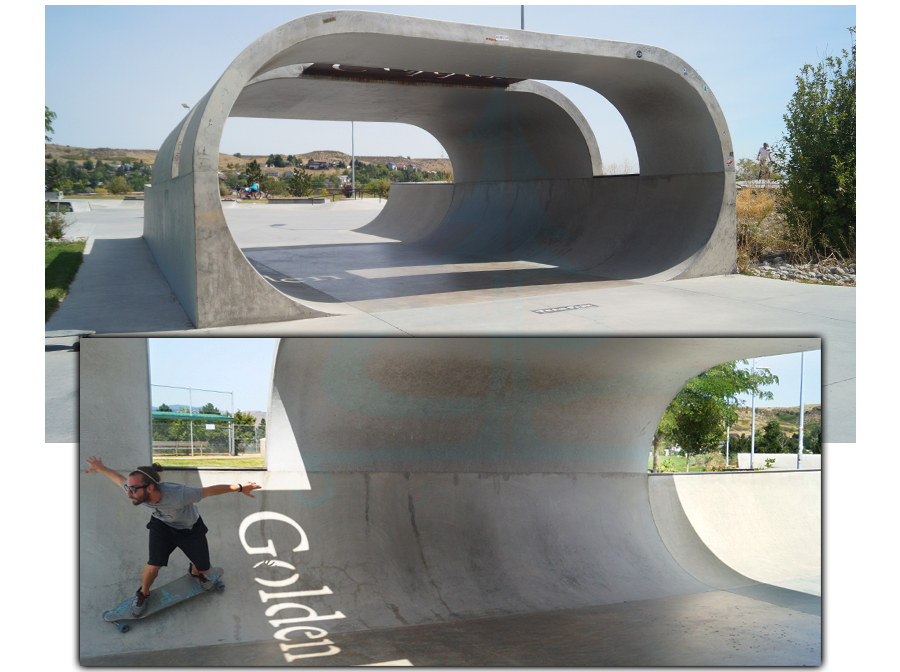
[351,121,355,199]
[749,359,771,470]
[797,352,805,469]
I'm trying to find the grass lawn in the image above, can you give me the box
[647,453,738,473]
[45,240,86,321]
[155,456,265,468]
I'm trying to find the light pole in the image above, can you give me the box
[797,352,805,469]
[351,121,355,199]
[725,425,730,468]
[521,6,524,29]
[749,359,770,470]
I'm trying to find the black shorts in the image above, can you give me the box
[146,516,210,571]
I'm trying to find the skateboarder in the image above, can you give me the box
[757,143,771,180]
[83,456,261,616]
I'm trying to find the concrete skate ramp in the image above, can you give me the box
[79,337,820,661]
[146,10,735,328]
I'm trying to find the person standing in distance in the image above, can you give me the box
[82,456,261,616]
[757,143,772,180]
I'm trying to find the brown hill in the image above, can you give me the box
[45,144,452,174]
[729,404,821,436]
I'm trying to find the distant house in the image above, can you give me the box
[386,162,397,171]
[266,171,279,179]
[408,163,418,171]
[338,175,350,183]
[307,160,328,170]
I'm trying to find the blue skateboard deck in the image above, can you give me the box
[102,567,224,632]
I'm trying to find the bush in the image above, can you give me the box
[45,202,70,239]
[106,176,128,194]
[94,187,107,195]
[771,28,855,258]
[371,178,391,198]
[658,458,676,473]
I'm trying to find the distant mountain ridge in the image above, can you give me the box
[730,404,821,435]
[45,144,452,173]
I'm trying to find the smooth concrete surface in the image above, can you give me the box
[80,337,820,664]
[146,10,736,328]
[668,470,821,596]
[737,452,822,471]
[83,591,821,666]
[45,334,80,443]
[79,337,152,469]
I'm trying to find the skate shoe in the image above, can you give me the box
[131,588,148,616]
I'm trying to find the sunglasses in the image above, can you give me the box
[125,484,149,494]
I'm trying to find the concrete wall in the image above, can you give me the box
[147,10,735,327]
[738,452,822,470]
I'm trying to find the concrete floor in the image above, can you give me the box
[81,590,820,666]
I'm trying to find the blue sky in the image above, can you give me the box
[44,4,856,169]
[148,338,821,412]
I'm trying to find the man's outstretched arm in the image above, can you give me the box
[202,482,262,499]
[83,455,126,487]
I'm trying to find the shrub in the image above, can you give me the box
[45,202,70,239]
[106,176,128,194]
[658,458,676,473]
[771,28,855,258]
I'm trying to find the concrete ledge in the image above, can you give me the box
[267,197,326,204]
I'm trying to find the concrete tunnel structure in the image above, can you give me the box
[145,10,737,328]
[79,337,821,664]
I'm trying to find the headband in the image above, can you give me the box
[135,468,160,484]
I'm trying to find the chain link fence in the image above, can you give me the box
[152,421,265,457]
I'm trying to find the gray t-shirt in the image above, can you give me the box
[123,481,203,530]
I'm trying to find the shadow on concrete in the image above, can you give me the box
[245,242,628,309]
[45,343,79,353]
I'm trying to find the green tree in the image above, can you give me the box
[45,159,66,191]
[45,106,56,142]
[771,27,855,257]
[803,420,822,454]
[200,402,221,415]
[286,167,313,197]
[760,418,787,452]
[655,361,778,471]
[245,159,263,187]
[371,177,391,198]
[106,176,128,194]
[157,403,172,412]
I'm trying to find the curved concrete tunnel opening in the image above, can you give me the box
[145,11,737,327]
[534,79,640,174]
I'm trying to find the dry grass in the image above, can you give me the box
[736,188,853,272]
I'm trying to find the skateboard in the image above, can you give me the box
[102,567,224,633]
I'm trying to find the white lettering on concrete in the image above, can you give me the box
[281,641,341,662]
[258,586,334,603]
[274,626,329,642]
[239,512,310,556]
[243,511,344,663]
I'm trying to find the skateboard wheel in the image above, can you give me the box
[117,623,130,633]
[215,580,225,592]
